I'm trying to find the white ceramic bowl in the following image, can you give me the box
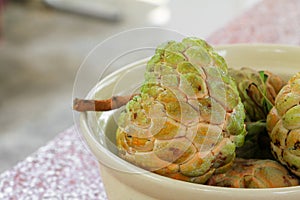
[80,44,300,200]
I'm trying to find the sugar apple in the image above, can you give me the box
[116,37,246,184]
[229,67,286,122]
[267,72,300,177]
[207,158,299,188]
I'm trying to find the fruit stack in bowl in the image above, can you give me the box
[74,37,300,188]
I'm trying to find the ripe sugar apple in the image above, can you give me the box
[116,37,246,184]
[267,72,300,177]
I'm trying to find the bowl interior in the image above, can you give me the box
[81,44,300,192]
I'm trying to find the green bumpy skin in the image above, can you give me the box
[116,37,246,184]
[207,158,299,188]
[267,72,300,178]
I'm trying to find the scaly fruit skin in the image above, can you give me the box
[207,158,299,188]
[267,72,300,177]
[229,67,286,122]
[116,37,246,184]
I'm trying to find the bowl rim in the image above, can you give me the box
[79,43,300,194]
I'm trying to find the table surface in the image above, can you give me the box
[1,0,300,199]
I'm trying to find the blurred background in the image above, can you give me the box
[0,0,260,172]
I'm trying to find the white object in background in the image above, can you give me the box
[43,0,121,21]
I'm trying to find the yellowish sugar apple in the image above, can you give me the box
[116,37,246,184]
[267,72,300,177]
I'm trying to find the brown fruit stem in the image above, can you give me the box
[73,94,138,112]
